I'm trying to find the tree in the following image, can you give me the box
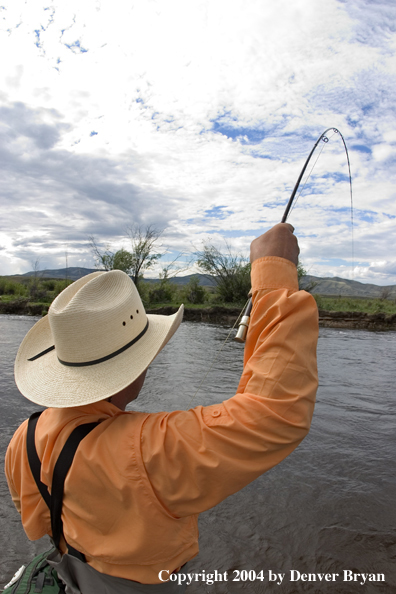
[126,225,162,287]
[196,243,251,304]
[297,261,318,292]
[88,237,130,272]
[112,248,134,273]
[380,286,391,301]
[196,244,311,302]
[89,243,134,274]
[297,261,307,281]
[89,225,162,288]
[28,258,43,300]
[147,254,190,304]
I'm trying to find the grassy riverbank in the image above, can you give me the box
[1,276,396,321]
[313,295,396,315]
[145,296,396,315]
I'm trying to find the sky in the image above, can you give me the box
[0,0,395,284]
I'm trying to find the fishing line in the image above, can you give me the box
[340,132,354,279]
[284,128,354,275]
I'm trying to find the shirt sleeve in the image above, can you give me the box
[141,256,319,517]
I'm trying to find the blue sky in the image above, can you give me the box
[0,0,395,284]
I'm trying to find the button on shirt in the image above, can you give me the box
[5,256,319,584]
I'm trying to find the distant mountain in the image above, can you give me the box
[10,267,396,298]
[18,267,98,281]
[299,275,396,298]
[16,267,216,286]
[142,273,216,287]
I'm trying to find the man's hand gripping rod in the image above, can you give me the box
[234,208,295,343]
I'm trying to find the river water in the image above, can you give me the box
[0,315,395,593]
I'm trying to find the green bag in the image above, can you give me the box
[2,548,65,594]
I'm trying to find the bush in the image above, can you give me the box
[0,279,28,297]
[215,264,250,303]
[196,243,251,304]
[53,280,73,296]
[313,294,323,309]
[136,280,151,306]
[5,282,16,295]
[42,279,57,291]
[180,276,208,304]
[148,279,177,304]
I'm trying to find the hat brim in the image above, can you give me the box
[15,306,184,408]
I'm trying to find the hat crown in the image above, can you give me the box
[49,271,147,364]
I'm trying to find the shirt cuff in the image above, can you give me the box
[251,257,299,293]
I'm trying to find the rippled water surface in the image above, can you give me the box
[1,315,395,592]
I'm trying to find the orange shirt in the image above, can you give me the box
[5,256,318,584]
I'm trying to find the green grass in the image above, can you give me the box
[146,301,243,310]
[145,294,396,315]
[1,275,396,317]
[314,295,396,315]
[0,294,23,303]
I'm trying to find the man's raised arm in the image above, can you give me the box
[141,224,319,516]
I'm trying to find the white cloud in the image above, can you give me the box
[0,0,395,285]
[372,143,396,162]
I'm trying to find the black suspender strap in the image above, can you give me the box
[50,422,99,557]
[26,412,100,563]
[27,412,51,508]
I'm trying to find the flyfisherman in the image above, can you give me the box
[5,223,318,593]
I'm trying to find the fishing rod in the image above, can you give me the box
[187,128,352,407]
[234,127,353,343]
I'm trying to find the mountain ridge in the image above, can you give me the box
[5,267,396,298]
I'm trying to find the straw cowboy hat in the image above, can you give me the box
[15,271,184,408]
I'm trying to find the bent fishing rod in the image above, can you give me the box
[187,128,352,406]
[234,127,353,343]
